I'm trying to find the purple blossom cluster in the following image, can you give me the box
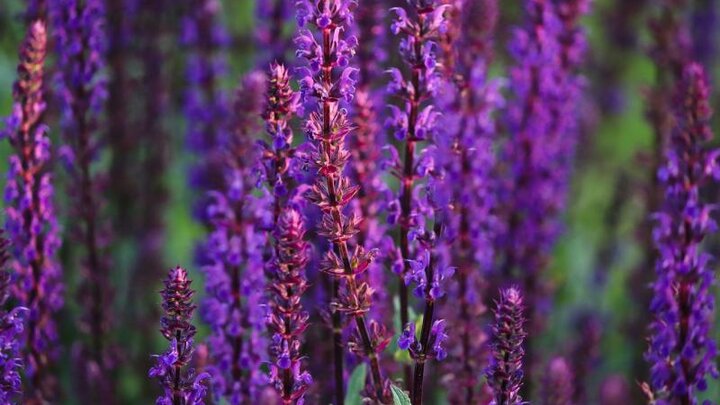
[486,287,527,405]
[436,0,502,401]
[1,19,62,401]
[266,209,312,402]
[183,0,231,221]
[295,0,391,401]
[646,63,719,404]
[0,232,27,403]
[150,267,209,405]
[200,72,269,404]
[4,0,720,404]
[51,0,115,400]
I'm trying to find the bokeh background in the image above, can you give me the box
[1,0,719,403]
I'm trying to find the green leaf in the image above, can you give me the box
[390,384,411,405]
[345,364,367,405]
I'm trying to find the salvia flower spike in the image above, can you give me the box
[436,0,502,401]
[0,232,28,402]
[486,287,527,405]
[200,72,268,403]
[267,209,313,403]
[51,0,115,399]
[646,62,719,404]
[150,267,210,405]
[1,19,62,401]
[385,0,448,355]
[295,0,390,401]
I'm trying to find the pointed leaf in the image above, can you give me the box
[345,364,367,405]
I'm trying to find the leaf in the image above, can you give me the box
[390,384,411,405]
[345,364,367,405]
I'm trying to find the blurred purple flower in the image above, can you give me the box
[200,72,269,403]
[646,63,719,403]
[51,0,115,400]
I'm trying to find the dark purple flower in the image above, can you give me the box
[200,72,269,404]
[295,0,390,401]
[183,0,231,224]
[0,232,28,402]
[255,0,295,65]
[646,63,719,403]
[486,287,526,405]
[347,0,391,329]
[51,0,114,399]
[498,0,588,390]
[540,357,574,405]
[266,209,313,403]
[1,20,62,401]
[258,63,301,219]
[384,0,450,392]
[436,0,503,401]
[150,267,210,405]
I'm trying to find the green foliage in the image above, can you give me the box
[345,364,368,405]
[390,384,411,405]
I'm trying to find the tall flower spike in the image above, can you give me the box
[385,0,448,392]
[51,0,114,400]
[200,71,269,403]
[486,287,526,405]
[150,267,210,405]
[385,0,449,387]
[295,0,390,402]
[498,0,588,391]
[646,63,719,403]
[267,209,313,403]
[183,0,230,224]
[0,232,27,402]
[540,357,574,405]
[348,0,391,328]
[435,0,501,402]
[1,19,62,401]
[255,0,295,66]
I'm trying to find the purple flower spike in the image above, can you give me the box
[267,209,312,403]
[52,0,115,398]
[384,0,449,340]
[150,267,210,405]
[348,0,391,328]
[436,0,502,402]
[646,63,719,403]
[0,232,28,403]
[295,0,390,401]
[255,0,295,65]
[2,20,62,401]
[486,287,526,405]
[200,72,268,404]
[183,0,231,224]
[540,357,574,405]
